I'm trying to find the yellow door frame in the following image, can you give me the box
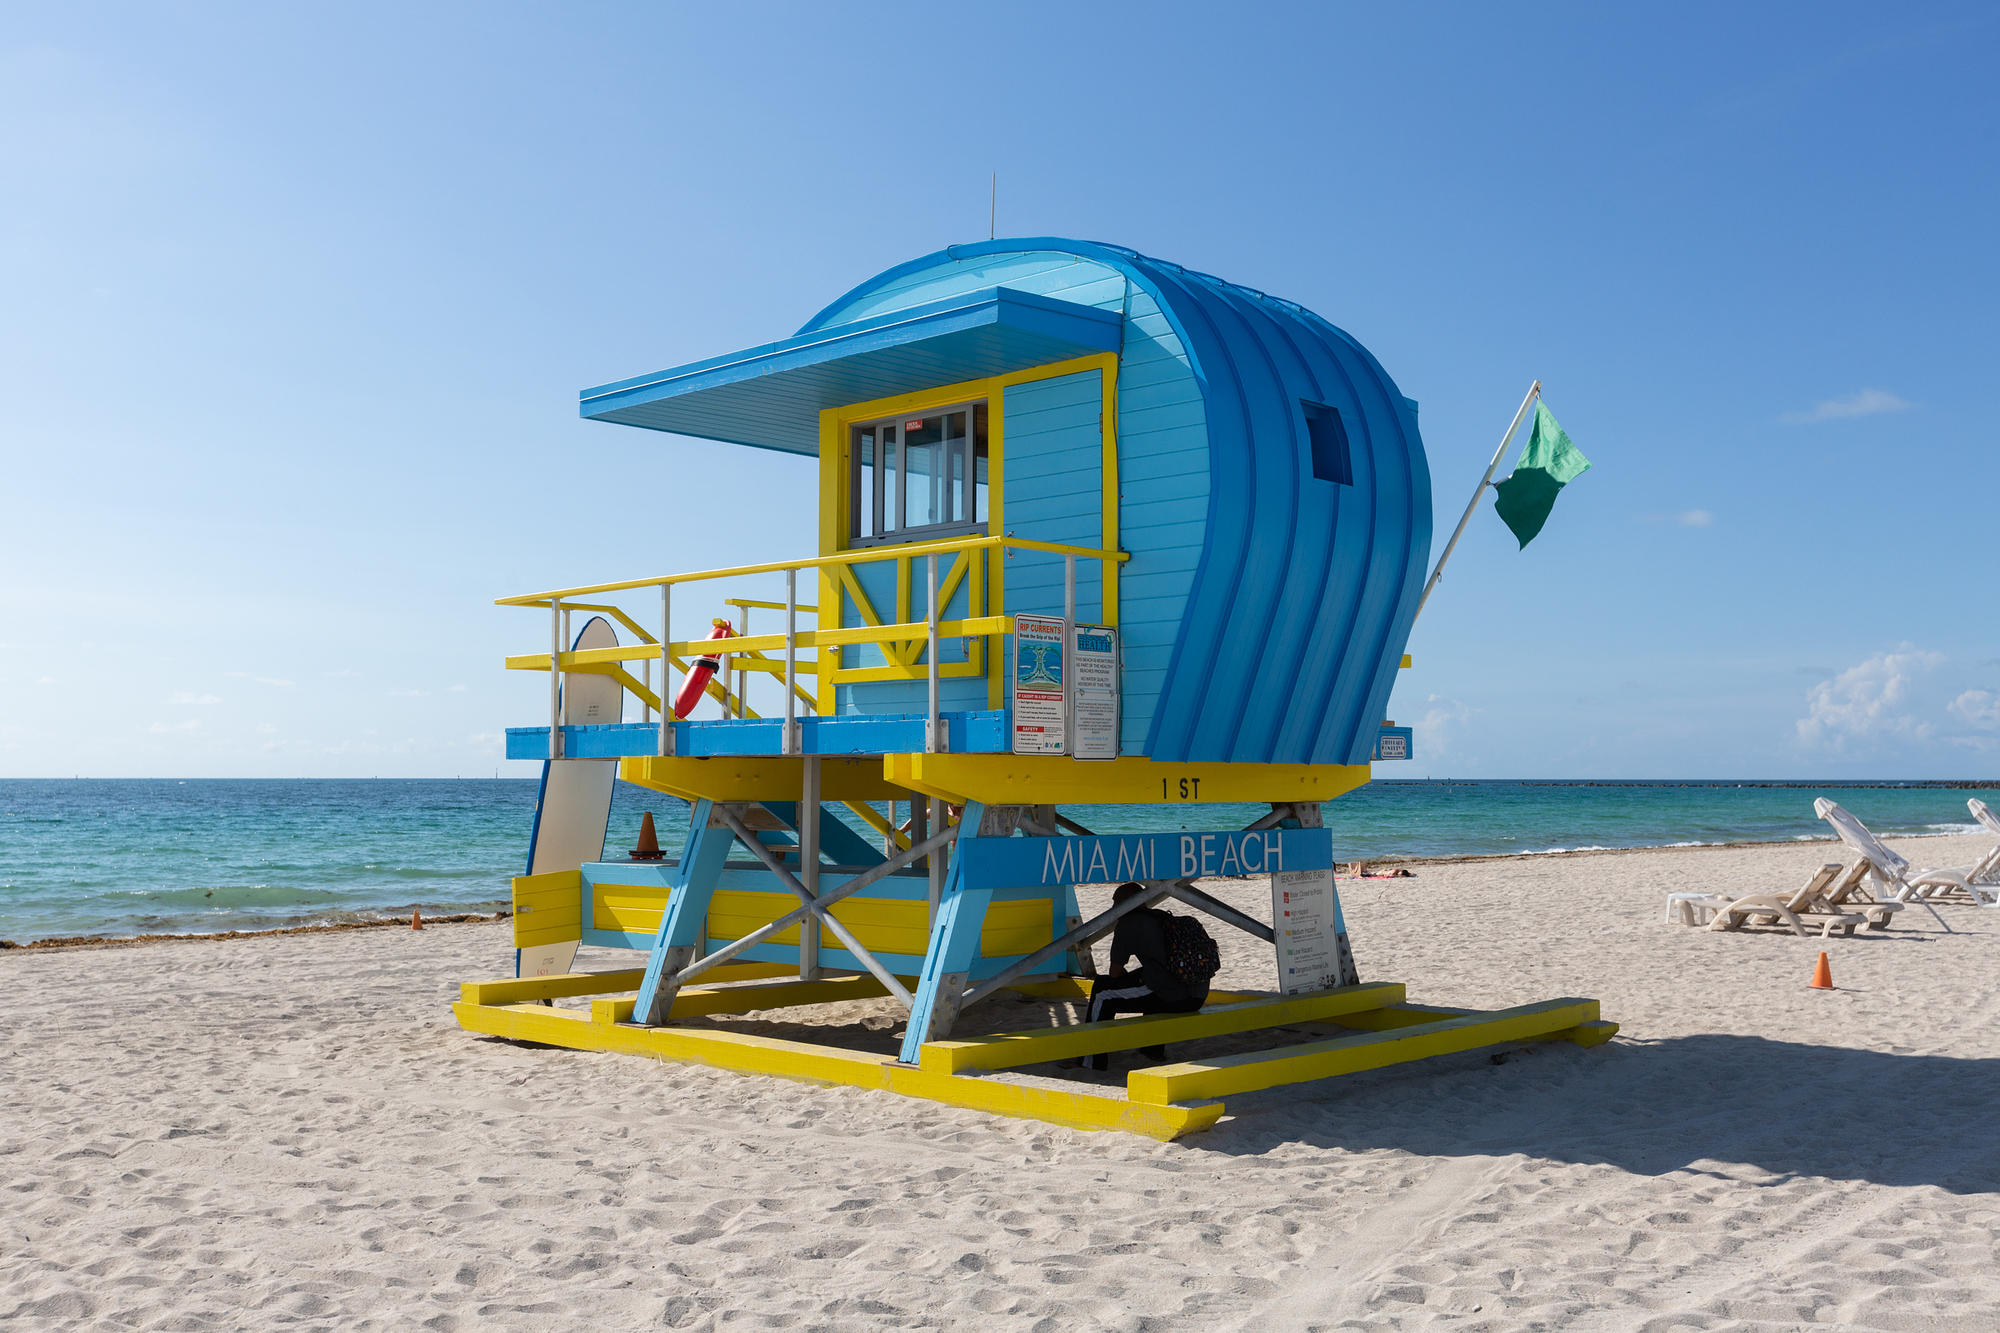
[817,351,1119,712]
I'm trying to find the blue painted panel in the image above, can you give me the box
[1003,369,1104,623]
[505,711,1009,759]
[958,827,1332,891]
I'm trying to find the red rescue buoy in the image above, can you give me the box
[673,619,737,718]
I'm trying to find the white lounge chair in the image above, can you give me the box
[1966,799,2000,886]
[1665,862,1871,938]
[1813,800,1983,922]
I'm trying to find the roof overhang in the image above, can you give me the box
[578,287,1122,455]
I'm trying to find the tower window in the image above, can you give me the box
[1303,400,1353,486]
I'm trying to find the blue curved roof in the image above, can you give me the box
[805,239,1432,769]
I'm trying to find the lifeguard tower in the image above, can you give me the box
[452,239,1613,1139]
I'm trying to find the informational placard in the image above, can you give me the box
[1011,613,1067,755]
[1271,867,1357,995]
[1071,624,1119,760]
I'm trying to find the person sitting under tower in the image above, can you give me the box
[1082,882,1218,1072]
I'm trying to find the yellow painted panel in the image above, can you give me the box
[978,898,1053,958]
[920,982,1407,1074]
[512,869,582,949]
[1126,998,1603,1105]
[884,754,1373,807]
[451,999,1223,1140]
[593,884,673,935]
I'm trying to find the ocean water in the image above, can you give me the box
[1,778,1993,944]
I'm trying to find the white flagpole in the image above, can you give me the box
[1413,379,1542,623]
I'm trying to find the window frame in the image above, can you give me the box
[847,399,989,548]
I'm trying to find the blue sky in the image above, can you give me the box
[3,2,1994,779]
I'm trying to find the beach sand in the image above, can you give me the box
[4,832,1996,1330]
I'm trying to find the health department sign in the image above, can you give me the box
[958,828,1332,890]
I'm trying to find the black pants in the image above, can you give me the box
[1084,971,1205,1071]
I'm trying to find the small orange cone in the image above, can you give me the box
[1810,951,1833,990]
[633,811,664,860]
[411,908,423,931]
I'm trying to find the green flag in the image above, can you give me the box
[1492,401,1591,548]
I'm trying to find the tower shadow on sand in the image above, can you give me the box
[1197,1033,2000,1194]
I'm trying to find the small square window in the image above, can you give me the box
[1303,400,1353,486]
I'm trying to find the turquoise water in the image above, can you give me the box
[1,778,1993,944]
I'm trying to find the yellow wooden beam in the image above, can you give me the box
[1125,998,1604,1105]
[592,973,895,1025]
[619,755,906,803]
[918,983,1406,1074]
[844,797,912,851]
[452,1000,1223,1140]
[882,754,1373,807]
[457,961,795,1006]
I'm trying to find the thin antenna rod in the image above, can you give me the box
[989,172,996,240]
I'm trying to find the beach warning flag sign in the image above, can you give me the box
[1492,402,1591,548]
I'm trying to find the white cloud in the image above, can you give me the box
[169,691,222,705]
[1796,647,1945,747]
[1409,694,1477,760]
[255,722,279,735]
[446,683,468,693]
[1949,689,2000,730]
[1675,509,1714,527]
[388,688,430,698]
[1782,388,1911,425]
[148,718,201,734]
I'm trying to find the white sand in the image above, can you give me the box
[4,832,1997,1330]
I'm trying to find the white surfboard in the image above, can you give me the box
[518,616,621,978]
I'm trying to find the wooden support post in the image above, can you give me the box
[896,800,987,1063]
[629,800,733,1025]
[799,756,822,981]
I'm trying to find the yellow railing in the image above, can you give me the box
[502,534,1126,760]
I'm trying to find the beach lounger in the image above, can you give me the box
[1966,799,2000,886]
[1665,863,1868,937]
[1812,858,1903,929]
[1813,800,1978,922]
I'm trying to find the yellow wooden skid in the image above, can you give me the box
[918,982,1408,1074]
[1126,998,1603,1105]
[452,1000,1222,1140]
[592,973,895,1025]
[457,961,796,1006]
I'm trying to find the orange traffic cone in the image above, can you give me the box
[1810,951,1833,989]
[411,908,423,931]
[633,811,664,860]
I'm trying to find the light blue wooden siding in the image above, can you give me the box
[807,250,1212,757]
[1002,370,1104,632]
